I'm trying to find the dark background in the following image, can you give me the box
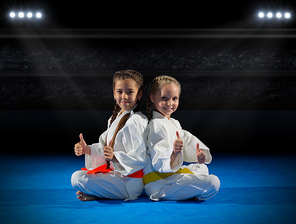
[0,0,295,156]
[1,0,295,29]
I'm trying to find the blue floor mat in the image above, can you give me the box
[0,154,295,224]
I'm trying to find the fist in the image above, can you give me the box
[173,131,183,154]
[196,143,206,164]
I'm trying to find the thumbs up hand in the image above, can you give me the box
[104,140,114,162]
[173,131,183,155]
[196,143,206,164]
[74,133,89,156]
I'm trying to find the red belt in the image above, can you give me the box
[81,164,111,174]
[81,164,143,178]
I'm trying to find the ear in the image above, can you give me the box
[150,93,155,103]
[137,89,143,100]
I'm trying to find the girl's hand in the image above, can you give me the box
[196,143,206,164]
[173,131,183,154]
[171,131,183,166]
[104,140,114,161]
[74,133,90,156]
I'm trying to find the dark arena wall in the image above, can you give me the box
[1,31,296,155]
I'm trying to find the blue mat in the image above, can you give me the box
[0,154,295,224]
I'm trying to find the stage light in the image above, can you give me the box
[258,12,264,18]
[10,12,16,18]
[8,10,44,21]
[36,12,42,18]
[18,12,24,18]
[276,12,282,18]
[257,10,292,20]
[285,12,291,19]
[27,12,33,18]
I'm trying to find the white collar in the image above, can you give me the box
[152,111,167,119]
[117,104,137,118]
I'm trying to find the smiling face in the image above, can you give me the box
[150,84,180,119]
[113,79,142,112]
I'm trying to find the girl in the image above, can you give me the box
[144,75,220,201]
[71,70,148,201]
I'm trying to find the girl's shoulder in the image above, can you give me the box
[130,111,148,122]
[171,117,182,128]
[125,111,148,128]
[169,117,179,124]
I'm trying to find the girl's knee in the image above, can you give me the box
[209,174,220,192]
[71,170,86,188]
[204,175,220,199]
[198,174,220,201]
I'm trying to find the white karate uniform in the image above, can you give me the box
[71,108,148,201]
[144,111,220,201]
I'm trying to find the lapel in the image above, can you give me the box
[106,105,136,147]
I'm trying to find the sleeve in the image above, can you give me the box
[181,130,212,164]
[111,115,148,176]
[85,130,108,170]
[148,121,183,173]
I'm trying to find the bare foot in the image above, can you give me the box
[76,191,100,201]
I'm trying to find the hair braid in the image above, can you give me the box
[146,78,157,121]
[110,103,121,126]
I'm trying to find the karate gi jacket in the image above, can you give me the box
[144,111,212,175]
[85,108,148,177]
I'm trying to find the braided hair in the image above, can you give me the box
[146,75,181,121]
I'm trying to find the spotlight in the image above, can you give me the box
[258,12,264,18]
[10,12,16,18]
[256,10,292,21]
[18,12,24,18]
[8,9,44,26]
[276,12,282,18]
[27,12,33,18]
[267,12,273,18]
[285,12,291,19]
[36,12,42,18]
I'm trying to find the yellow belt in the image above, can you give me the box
[143,167,194,185]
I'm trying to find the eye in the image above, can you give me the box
[161,97,167,100]
[173,97,178,101]
[117,90,122,94]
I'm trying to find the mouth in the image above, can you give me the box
[163,107,173,112]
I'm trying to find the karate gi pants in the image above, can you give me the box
[144,163,220,201]
[71,170,143,201]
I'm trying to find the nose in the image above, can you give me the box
[167,99,173,106]
[122,92,128,99]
